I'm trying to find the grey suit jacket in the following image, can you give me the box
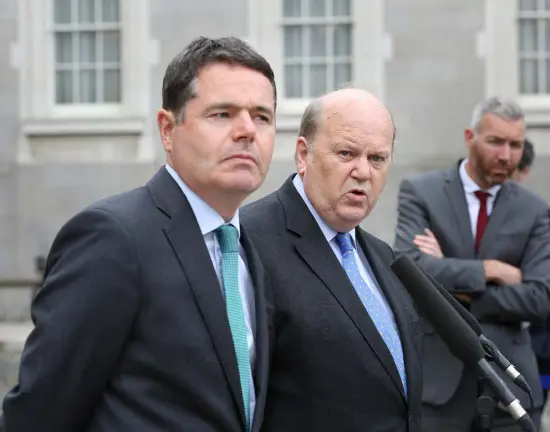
[393,162,550,410]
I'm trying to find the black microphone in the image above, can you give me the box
[421,269,532,396]
[391,254,536,432]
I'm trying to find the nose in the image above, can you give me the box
[498,143,512,163]
[231,111,257,142]
[351,156,371,181]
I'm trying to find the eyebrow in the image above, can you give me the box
[204,103,274,118]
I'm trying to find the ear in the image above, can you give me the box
[464,128,475,150]
[295,137,309,176]
[157,109,177,154]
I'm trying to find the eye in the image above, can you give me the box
[370,155,386,163]
[253,114,271,123]
[338,150,351,157]
[211,112,230,119]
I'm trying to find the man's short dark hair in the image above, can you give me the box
[162,36,277,122]
[518,138,535,171]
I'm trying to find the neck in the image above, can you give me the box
[202,190,243,222]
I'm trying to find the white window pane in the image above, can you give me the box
[284,26,303,58]
[309,64,327,97]
[546,59,550,92]
[334,24,351,56]
[103,31,120,62]
[79,32,96,63]
[520,59,539,93]
[104,69,121,102]
[54,0,72,24]
[78,0,96,23]
[333,0,350,16]
[334,63,351,86]
[308,0,325,17]
[519,0,537,11]
[285,64,303,98]
[519,19,538,53]
[56,71,73,103]
[283,0,301,17]
[545,20,550,53]
[102,0,120,22]
[309,25,327,57]
[56,33,73,64]
[80,70,97,102]
[546,0,550,10]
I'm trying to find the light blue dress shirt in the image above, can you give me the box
[165,164,257,423]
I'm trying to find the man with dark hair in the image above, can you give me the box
[0,36,276,432]
[512,138,535,182]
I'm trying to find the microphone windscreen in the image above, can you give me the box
[391,254,485,367]
[422,268,483,335]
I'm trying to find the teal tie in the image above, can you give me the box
[216,224,251,431]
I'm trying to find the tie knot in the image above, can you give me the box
[335,232,354,255]
[216,224,239,254]
[474,190,490,204]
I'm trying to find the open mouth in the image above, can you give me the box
[348,189,367,197]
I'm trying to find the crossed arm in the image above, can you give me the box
[394,179,550,323]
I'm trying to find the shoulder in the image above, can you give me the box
[400,167,450,190]
[241,191,285,231]
[58,186,152,240]
[506,181,548,212]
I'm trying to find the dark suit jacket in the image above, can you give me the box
[0,168,271,432]
[394,162,550,411]
[241,175,423,432]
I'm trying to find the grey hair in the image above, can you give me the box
[470,96,524,133]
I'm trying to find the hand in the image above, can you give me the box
[413,228,444,258]
[483,260,522,285]
[454,293,473,304]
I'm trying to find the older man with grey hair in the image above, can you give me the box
[393,96,550,431]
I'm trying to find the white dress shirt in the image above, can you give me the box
[165,164,257,422]
[458,159,502,239]
[292,174,398,328]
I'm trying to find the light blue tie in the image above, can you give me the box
[335,232,407,396]
[216,224,251,431]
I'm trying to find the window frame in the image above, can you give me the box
[17,0,152,122]
[248,0,385,117]
[485,0,550,123]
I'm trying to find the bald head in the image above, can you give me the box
[298,88,396,148]
[295,87,396,233]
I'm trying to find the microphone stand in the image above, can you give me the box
[474,377,498,432]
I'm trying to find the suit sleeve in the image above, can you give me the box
[1,207,141,432]
[470,206,550,323]
[393,178,487,294]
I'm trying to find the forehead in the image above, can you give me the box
[319,108,393,149]
[193,62,275,109]
[478,113,525,140]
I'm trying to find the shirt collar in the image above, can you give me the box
[165,164,240,237]
[459,159,502,197]
[292,174,357,249]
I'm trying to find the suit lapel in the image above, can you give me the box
[443,166,476,257]
[278,176,405,398]
[148,168,246,426]
[240,228,270,432]
[357,230,420,403]
[477,183,513,258]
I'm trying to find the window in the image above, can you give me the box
[250,0,384,117]
[282,0,352,99]
[53,0,122,105]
